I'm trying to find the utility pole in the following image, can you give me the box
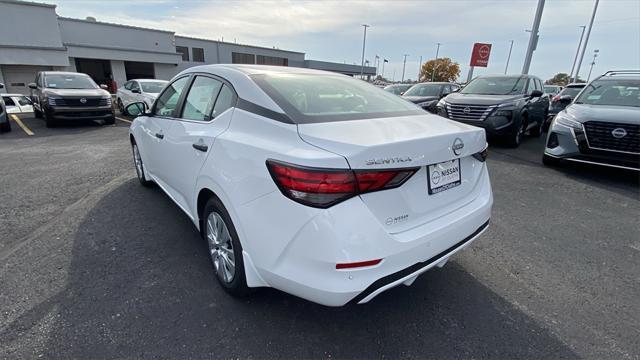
[522,0,545,74]
[505,40,514,74]
[418,56,422,82]
[374,55,380,78]
[586,49,599,82]
[381,59,386,79]
[401,54,409,82]
[574,0,599,82]
[431,43,441,82]
[360,24,370,80]
[569,26,586,81]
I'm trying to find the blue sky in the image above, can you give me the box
[47,0,639,82]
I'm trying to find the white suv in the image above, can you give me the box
[125,65,493,306]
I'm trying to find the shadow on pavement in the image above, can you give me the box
[0,179,578,359]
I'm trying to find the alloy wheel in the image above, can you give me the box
[206,212,236,283]
[132,144,143,180]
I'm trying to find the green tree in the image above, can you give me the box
[420,58,460,82]
[545,73,584,85]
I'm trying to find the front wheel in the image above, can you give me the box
[104,116,115,125]
[506,119,526,148]
[530,112,546,137]
[44,111,56,128]
[0,120,11,133]
[203,196,250,297]
[542,153,561,167]
[132,142,152,186]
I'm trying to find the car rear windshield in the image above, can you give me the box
[461,76,527,95]
[559,87,583,98]
[140,81,167,93]
[575,79,639,107]
[404,84,441,97]
[252,74,423,124]
[45,74,97,89]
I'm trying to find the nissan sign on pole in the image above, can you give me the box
[470,43,492,67]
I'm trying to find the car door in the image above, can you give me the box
[119,81,131,106]
[138,76,190,187]
[130,81,142,105]
[524,78,542,124]
[162,75,237,214]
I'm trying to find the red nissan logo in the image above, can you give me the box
[479,45,490,59]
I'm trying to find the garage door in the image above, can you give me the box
[1,65,51,95]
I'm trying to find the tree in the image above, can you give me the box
[545,73,584,85]
[420,58,460,82]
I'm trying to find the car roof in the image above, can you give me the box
[385,84,412,87]
[2,93,27,97]
[413,82,451,85]
[477,74,534,79]
[184,64,339,77]
[42,71,90,76]
[565,83,586,87]
[596,76,639,81]
[130,79,168,82]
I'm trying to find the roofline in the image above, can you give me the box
[175,35,305,55]
[0,0,56,9]
[58,16,175,35]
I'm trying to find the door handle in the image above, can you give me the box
[192,143,208,152]
[155,132,164,139]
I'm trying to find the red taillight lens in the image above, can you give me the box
[267,160,418,208]
[552,94,561,102]
[472,147,488,162]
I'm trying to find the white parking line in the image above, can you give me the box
[116,117,132,124]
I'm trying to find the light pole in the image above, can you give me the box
[418,56,422,82]
[360,24,370,80]
[431,42,441,82]
[381,59,387,79]
[401,54,409,82]
[374,55,380,78]
[586,49,599,82]
[505,40,514,74]
[569,26,586,81]
[522,0,545,74]
[574,0,599,82]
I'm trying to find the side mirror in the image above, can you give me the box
[131,88,141,94]
[28,83,37,89]
[99,84,108,90]
[124,102,148,117]
[530,89,543,98]
[399,91,405,96]
[0,83,4,89]
[558,95,572,105]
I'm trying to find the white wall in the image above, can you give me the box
[0,68,5,94]
[111,60,127,89]
[154,63,178,81]
[0,2,63,48]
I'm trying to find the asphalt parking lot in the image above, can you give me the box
[1,114,639,359]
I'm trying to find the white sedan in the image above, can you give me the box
[2,94,33,114]
[116,79,168,112]
[124,65,493,306]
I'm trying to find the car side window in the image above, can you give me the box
[154,76,189,118]
[181,76,223,121]
[537,79,544,92]
[130,82,140,92]
[124,81,132,90]
[526,78,536,95]
[211,85,237,119]
[3,97,15,106]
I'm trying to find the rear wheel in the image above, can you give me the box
[203,196,250,297]
[117,98,124,114]
[506,116,526,148]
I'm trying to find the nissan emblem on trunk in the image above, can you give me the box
[452,138,464,156]
[611,128,627,139]
[80,98,87,104]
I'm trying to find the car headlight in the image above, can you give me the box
[554,114,582,129]
[416,100,436,108]
[437,99,447,108]
[102,96,112,106]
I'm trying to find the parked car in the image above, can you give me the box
[543,70,639,171]
[383,83,413,96]
[124,65,493,306]
[437,74,549,147]
[402,82,460,113]
[0,83,10,133]
[544,85,562,96]
[29,71,115,128]
[545,83,587,131]
[2,94,33,114]
[116,79,168,113]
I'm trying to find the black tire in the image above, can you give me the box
[542,153,561,167]
[117,99,124,114]
[506,116,526,148]
[131,141,152,187]
[202,196,250,297]
[104,115,115,125]
[44,111,56,128]
[34,107,43,119]
[530,113,545,137]
[0,120,11,133]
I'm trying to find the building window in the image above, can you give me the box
[257,55,288,66]
[192,47,205,62]
[176,46,189,61]
[232,52,255,64]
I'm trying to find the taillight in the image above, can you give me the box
[472,147,488,162]
[266,160,418,208]
[552,95,561,102]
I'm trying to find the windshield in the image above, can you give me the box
[45,74,97,89]
[461,76,527,95]
[253,74,423,124]
[140,81,167,93]
[544,86,559,94]
[575,79,639,107]
[384,84,411,95]
[404,84,441,97]
[559,86,583,98]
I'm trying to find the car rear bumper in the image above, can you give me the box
[545,121,640,171]
[237,165,493,306]
[46,106,114,120]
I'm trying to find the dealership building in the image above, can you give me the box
[0,0,376,94]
